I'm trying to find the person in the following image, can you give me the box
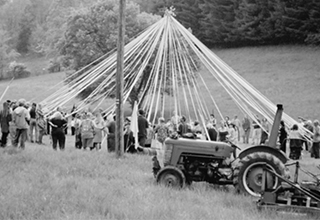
[48,111,67,150]
[242,115,251,144]
[36,104,46,144]
[29,103,37,143]
[225,116,231,126]
[251,116,261,145]
[288,124,304,160]
[107,115,116,151]
[12,99,30,149]
[206,123,217,141]
[192,121,202,135]
[260,118,269,144]
[138,109,149,147]
[171,110,180,131]
[209,114,217,127]
[124,117,133,150]
[9,102,18,145]
[80,112,95,150]
[70,117,76,136]
[166,119,175,135]
[227,123,237,143]
[92,111,106,150]
[0,102,12,147]
[74,114,82,149]
[154,117,169,144]
[279,120,287,153]
[232,115,241,142]
[218,120,229,142]
[177,116,190,136]
[311,120,320,159]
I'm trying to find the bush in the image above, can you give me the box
[47,59,61,73]
[305,32,320,45]
[6,61,31,79]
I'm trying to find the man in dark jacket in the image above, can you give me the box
[138,109,149,147]
[0,101,12,147]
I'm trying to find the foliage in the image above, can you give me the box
[6,61,31,79]
[47,58,62,73]
[59,0,160,70]
[198,0,238,46]
[60,0,160,104]
[305,33,320,45]
[0,29,20,78]
[150,0,204,42]
[282,0,320,43]
[233,0,287,45]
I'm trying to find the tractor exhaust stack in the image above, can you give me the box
[268,104,283,148]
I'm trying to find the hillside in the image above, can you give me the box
[0,45,319,120]
[1,45,319,219]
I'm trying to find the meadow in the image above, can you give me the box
[0,45,320,219]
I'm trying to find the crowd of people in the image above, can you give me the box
[0,98,319,160]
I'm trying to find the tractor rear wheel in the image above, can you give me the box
[156,166,186,188]
[233,152,285,197]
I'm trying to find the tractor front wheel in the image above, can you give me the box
[156,166,186,188]
[233,152,286,197]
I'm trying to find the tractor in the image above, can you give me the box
[152,104,289,196]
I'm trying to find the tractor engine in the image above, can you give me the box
[181,155,233,184]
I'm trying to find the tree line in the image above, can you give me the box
[148,0,320,47]
[0,0,319,76]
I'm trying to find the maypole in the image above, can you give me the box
[115,0,126,157]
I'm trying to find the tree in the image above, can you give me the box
[150,0,203,42]
[0,29,20,78]
[234,0,286,45]
[59,0,160,102]
[198,0,238,46]
[282,0,320,44]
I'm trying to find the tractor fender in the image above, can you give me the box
[238,145,288,164]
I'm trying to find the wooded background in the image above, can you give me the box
[0,0,319,75]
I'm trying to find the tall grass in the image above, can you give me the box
[0,139,317,220]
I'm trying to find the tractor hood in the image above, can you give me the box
[164,138,234,158]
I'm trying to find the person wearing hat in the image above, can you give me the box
[12,99,30,149]
[138,109,149,147]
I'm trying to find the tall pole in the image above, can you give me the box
[115,0,126,157]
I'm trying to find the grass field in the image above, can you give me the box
[0,45,320,219]
[0,135,319,220]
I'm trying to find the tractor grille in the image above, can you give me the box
[163,144,173,166]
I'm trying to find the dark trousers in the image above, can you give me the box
[280,139,286,153]
[107,134,115,152]
[138,135,146,147]
[75,133,82,149]
[52,132,65,150]
[312,142,320,159]
[13,128,28,149]
[71,127,75,135]
[1,132,9,147]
